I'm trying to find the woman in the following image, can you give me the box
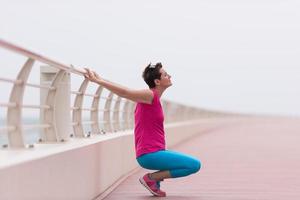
[84,63,201,197]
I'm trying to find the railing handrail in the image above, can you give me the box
[0,39,84,75]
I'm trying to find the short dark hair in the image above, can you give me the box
[142,62,163,88]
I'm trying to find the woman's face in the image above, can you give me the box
[159,68,172,88]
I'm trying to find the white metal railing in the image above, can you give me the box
[0,38,225,149]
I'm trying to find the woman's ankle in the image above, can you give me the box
[149,173,164,182]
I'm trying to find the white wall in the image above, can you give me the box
[0,118,237,200]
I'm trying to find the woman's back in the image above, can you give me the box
[134,89,165,158]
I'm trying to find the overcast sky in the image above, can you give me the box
[0,0,300,117]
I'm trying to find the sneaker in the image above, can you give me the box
[139,173,166,197]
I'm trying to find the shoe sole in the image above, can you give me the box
[139,177,165,197]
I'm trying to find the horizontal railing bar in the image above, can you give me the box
[70,107,109,112]
[95,96,126,102]
[0,77,23,84]
[99,109,109,112]
[25,83,56,90]
[71,91,120,99]
[71,91,83,95]
[0,102,17,108]
[84,93,99,98]
[22,124,51,130]
[71,121,96,125]
[70,91,124,101]
[0,78,55,91]
[98,121,109,124]
[0,103,52,109]
[100,96,113,100]
[0,39,85,76]
[71,120,126,124]
[71,107,119,112]
[81,108,97,111]
[22,104,51,109]
[71,91,99,97]
[81,121,96,125]
[0,126,16,133]
[106,120,126,124]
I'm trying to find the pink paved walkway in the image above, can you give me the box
[103,117,300,200]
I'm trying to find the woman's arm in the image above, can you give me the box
[84,68,153,104]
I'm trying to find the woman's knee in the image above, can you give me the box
[189,159,201,174]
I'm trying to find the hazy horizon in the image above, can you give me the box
[1,0,300,117]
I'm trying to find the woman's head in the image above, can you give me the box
[142,62,172,89]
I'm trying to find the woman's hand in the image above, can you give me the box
[84,68,102,83]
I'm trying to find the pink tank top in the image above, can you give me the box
[134,89,165,158]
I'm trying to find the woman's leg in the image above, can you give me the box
[137,150,201,181]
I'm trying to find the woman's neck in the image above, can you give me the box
[153,86,166,98]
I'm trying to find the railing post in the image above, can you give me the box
[7,58,34,148]
[40,66,71,142]
[103,92,113,133]
[122,100,130,130]
[128,101,135,129]
[72,79,89,137]
[112,96,122,132]
[90,86,103,134]
[162,100,170,123]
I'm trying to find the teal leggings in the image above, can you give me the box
[136,150,201,178]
